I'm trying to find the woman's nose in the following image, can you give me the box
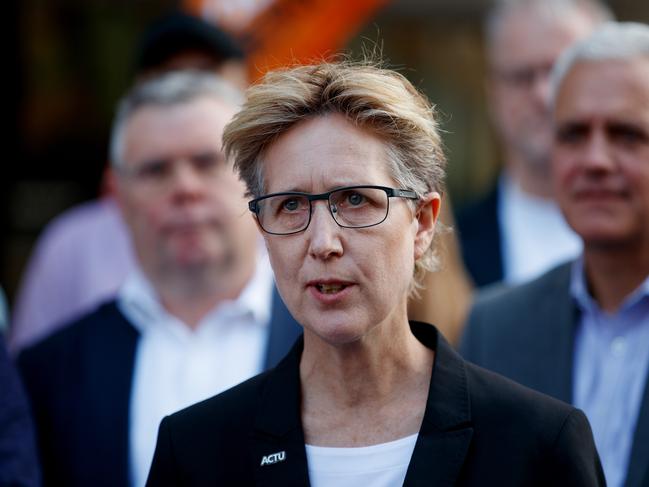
[307,201,343,260]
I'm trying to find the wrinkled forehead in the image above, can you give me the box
[260,113,395,194]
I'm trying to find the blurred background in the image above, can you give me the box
[5,0,649,304]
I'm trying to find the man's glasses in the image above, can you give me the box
[248,185,418,235]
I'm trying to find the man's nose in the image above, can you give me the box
[307,201,343,260]
[169,160,206,197]
[581,132,615,172]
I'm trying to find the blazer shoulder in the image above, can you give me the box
[462,362,604,486]
[472,261,572,312]
[466,361,574,425]
[464,261,573,346]
[17,300,135,383]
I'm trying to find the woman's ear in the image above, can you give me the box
[414,192,441,260]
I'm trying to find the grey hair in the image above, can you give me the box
[109,70,244,167]
[550,22,649,106]
[485,0,613,59]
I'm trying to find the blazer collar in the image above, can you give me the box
[531,262,577,403]
[251,322,473,486]
[404,322,473,486]
[627,376,649,487]
[83,301,140,486]
[252,338,309,486]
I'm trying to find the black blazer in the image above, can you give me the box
[461,262,649,487]
[18,290,302,487]
[147,321,604,487]
[455,185,504,288]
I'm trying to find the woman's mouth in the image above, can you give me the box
[316,283,348,294]
[307,280,355,302]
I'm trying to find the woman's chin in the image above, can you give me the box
[302,316,375,349]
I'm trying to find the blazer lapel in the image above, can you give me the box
[263,287,303,369]
[253,339,310,486]
[532,263,577,403]
[625,373,649,487]
[404,324,473,486]
[252,324,476,487]
[82,303,139,486]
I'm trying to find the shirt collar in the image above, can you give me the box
[570,256,649,314]
[117,253,274,335]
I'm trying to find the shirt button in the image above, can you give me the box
[610,336,627,357]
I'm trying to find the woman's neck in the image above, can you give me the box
[299,319,434,446]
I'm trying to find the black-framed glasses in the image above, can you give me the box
[248,185,418,235]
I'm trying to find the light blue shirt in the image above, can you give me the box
[571,258,649,487]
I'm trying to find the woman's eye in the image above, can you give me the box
[347,192,365,205]
[282,198,300,211]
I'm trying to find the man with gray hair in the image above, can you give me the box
[456,0,612,287]
[461,22,649,487]
[17,71,301,487]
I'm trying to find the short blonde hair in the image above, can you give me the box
[223,59,447,289]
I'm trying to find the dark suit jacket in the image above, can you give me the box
[0,333,40,487]
[461,262,649,487]
[147,321,604,487]
[17,290,302,487]
[455,185,504,287]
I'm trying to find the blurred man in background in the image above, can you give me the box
[10,12,248,354]
[18,71,301,487]
[462,22,649,487]
[456,0,612,287]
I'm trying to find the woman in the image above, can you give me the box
[147,60,603,486]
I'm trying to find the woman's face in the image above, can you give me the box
[260,113,439,346]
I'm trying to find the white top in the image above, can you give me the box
[118,256,274,487]
[305,434,418,487]
[498,174,581,284]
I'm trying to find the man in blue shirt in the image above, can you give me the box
[461,22,649,487]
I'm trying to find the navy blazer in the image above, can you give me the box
[147,322,604,487]
[18,290,302,487]
[461,262,649,487]
[0,333,40,487]
[455,185,504,287]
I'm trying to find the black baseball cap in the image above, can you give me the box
[135,11,245,74]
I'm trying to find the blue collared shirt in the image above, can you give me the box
[571,258,649,487]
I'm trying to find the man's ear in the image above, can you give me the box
[107,165,127,212]
[414,192,441,260]
[100,163,116,197]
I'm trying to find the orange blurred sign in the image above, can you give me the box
[184,0,389,79]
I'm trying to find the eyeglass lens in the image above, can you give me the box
[257,187,390,234]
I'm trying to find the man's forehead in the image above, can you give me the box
[555,58,649,120]
[122,98,235,163]
[130,96,236,122]
[489,8,596,66]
